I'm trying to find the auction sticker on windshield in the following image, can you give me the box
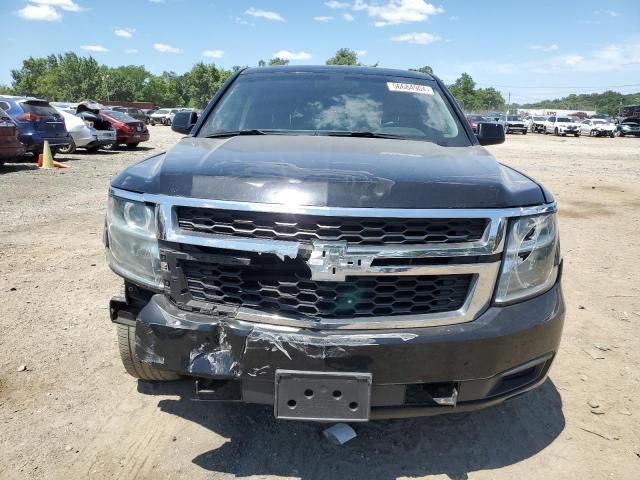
[387,82,434,95]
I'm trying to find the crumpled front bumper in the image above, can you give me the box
[110,279,565,418]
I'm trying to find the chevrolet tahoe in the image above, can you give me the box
[105,66,564,422]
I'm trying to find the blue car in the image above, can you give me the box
[0,96,70,156]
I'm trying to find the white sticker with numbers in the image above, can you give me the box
[387,82,434,95]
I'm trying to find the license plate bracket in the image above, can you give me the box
[275,370,372,422]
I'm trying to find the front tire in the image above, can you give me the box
[522,130,527,135]
[117,325,180,381]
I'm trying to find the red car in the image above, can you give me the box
[0,111,26,165]
[466,114,487,134]
[100,109,150,148]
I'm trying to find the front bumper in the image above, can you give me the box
[110,280,565,419]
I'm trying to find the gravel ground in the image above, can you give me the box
[0,126,639,479]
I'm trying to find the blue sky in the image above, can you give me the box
[2,0,639,102]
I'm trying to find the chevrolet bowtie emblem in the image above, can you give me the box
[307,241,376,282]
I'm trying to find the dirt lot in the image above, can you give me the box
[1,126,639,480]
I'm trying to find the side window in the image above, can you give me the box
[0,101,10,111]
[549,116,555,122]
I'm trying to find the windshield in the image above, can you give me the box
[506,115,521,121]
[103,110,136,122]
[557,118,571,122]
[533,116,545,121]
[593,120,606,125]
[156,109,170,114]
[198,72,470,146]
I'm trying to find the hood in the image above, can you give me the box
[111,135,547,209]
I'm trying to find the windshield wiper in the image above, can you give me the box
[321,131,407,139]
[205,129,267,138]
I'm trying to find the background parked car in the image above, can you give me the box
[142,109,155,125]
[100,109,150,148]
[545,116,580,137]
[525,115,548,133]
[0,110,26,165]
[148,108,178,125]
[580,119,615,138]
[0,96,70,157]
[498,115,527,134]
[615,117,640,137]
[54,108,117,153]
[50,102,79,114]
[111,106,147,123]
[75,102,119,150]
[465,114,486,133]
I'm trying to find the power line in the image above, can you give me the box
[475,83,640,89]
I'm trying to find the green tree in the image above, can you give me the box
[448,73,476,110]
[326,48,359,65]
[268,57,289,66]
[410,66,434,75]
[257,59,266,67]
[10,55,57,98]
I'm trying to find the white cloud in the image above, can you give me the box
[81,45,108,52]
[314,16,334,21]
[356,49,367,56]
[17,4,62,21]
[561,54,583,66]
[272,50,312,61]
[353,0,444,26]
[448,15,458,21]
[343,13,354,21]
[153,43,182,53]
[325,1,350,8]
[245,7,284,21]
[125,48,138,54]
[30,0,81,12]
[594,9,617,17]
[391,32,440,45]
[114,28,134,38]
[530,44,559,52]
[148,0,165,2]
[203,49,225,58]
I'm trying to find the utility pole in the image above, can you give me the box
[506,92,511,116]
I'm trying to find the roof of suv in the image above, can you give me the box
[241,65,436,81]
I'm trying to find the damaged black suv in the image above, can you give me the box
[106,66,564,421]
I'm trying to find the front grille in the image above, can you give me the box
[180,257,472,320]
[176,207,487,245]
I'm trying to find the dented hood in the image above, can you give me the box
[111,135,546,209]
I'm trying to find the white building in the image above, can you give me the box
[517,108,597,117]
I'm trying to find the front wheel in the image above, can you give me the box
[165,118,172,126]
[117,325,181,381]
[522,130,527,135]
[575,133,580,137]
[555,128,559,136]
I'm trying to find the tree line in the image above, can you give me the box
[8,48,633,115]
[518,91,640,116]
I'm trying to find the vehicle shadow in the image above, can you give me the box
[0,162,38,173]
[139,378,565,479]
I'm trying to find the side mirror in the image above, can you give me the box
[476,122,505,146]
[171,111,198,135]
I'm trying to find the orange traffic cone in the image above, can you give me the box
[37,153,43,167]
[53,160,69,169]
[39,141,54,169]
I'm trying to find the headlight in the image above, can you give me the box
[494,214,560,304]
[106,194,162,289]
